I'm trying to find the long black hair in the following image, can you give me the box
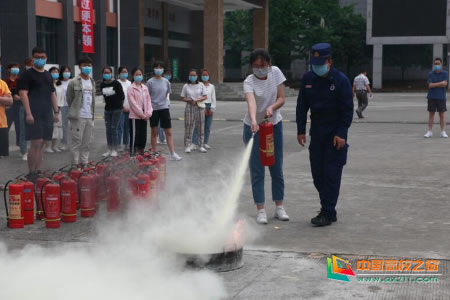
[57,65,71,86]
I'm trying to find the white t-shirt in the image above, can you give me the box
[243,66,286,125]
[80,78,93,119]
[61,80,69,107]
[181,83,207,108]
[119,79,131,110]
[353,74,370,91]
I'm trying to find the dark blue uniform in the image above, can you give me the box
[296,67,354,219]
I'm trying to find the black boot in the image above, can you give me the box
[311,211,334,227]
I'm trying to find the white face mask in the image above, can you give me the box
[253,67,269,78]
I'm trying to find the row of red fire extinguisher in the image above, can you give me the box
[3,151,167,229]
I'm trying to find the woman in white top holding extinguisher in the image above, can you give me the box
[243,48,289,225]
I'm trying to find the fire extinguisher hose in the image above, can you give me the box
[3,180,13,219]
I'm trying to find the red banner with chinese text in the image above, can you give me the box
[81,0,94,53]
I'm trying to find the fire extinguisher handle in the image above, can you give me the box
[3,180,13,219]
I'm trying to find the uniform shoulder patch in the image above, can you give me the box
[305,85,312,88]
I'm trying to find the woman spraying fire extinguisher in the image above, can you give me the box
[243,48,289,225]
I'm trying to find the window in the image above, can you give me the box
[36,17,59,63]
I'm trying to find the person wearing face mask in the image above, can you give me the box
[66,56,96,166]
[100,66,125,157]
[157,69,173,144]
[117,66,131,151]
[128,67,152,155]
[5,62,28,160]
[147,62,182,161]
[297,43,354,227]
[192,68,216,150]
[23,58,34,71]
[424,58,448,138]
[243,48,289,225]
[181,69,208,153]
[56,65,72,151]
[18,47,59,179]
[44,67,63,153]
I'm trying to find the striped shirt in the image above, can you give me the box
[353,74,370,91]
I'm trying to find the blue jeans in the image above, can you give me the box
[104,109,122,148]
[118,111,130,145]
[61,106,69,145]
[243,122,284,205]
[193,107,213,145]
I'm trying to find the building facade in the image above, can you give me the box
[0,0,268,82]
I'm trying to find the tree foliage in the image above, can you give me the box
[224,0,368,75]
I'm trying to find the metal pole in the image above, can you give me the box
[117,0,121,68]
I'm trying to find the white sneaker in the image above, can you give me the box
[424,131,433,138]
[110,150,118,157]
[440,131,448,138]
[274,206,290,221]
[199,147,208,153]
[204,144,211,150]
[190,145,199,151]
[102,150,111,157]
[22,153,28,161]
[157,139,162,144]
[256,209,268,224]
[185,147,191,153]
[59,145,68,151]
[161,140,167,145]
[170,152,182,161]
[52,147,61,153]
[44,147,54,153]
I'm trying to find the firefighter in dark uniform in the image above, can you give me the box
[296,43,354,227]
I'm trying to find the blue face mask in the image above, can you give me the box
[312,64,329,77]
[51,73,59,80]
[189,76,198,83]
[10,67,20,75]
[163,75,172,80]
[81,66,92,76]
[63,72,71,79]
[33,58,46,68]
[134,75,143,83]
[201,75,210,82]
[433,65,442,72]
[154,68,164,76]
[120,73,128,79]
[103,73,112,80]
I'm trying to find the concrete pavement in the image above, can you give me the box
[0,92,449,299]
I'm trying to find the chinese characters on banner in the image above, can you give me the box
[81,0,94,53]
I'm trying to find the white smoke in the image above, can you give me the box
[0,139,258,300]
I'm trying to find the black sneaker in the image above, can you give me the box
[311,211,333,227]
[355,110,363,119]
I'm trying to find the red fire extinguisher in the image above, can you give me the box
[259,118,275,166]
[3,182,25,229]
[79,174,96,218]
[22,181,35,225]
[96,163,108,202]
[36,177,50,220]
[149,168,160,202]
[137,173,151,198]
[61,178,77,223]
[43,183,61,228]
[128,177,139,197]
[107,176,120,212]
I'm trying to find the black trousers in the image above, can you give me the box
[129,118,147,155]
